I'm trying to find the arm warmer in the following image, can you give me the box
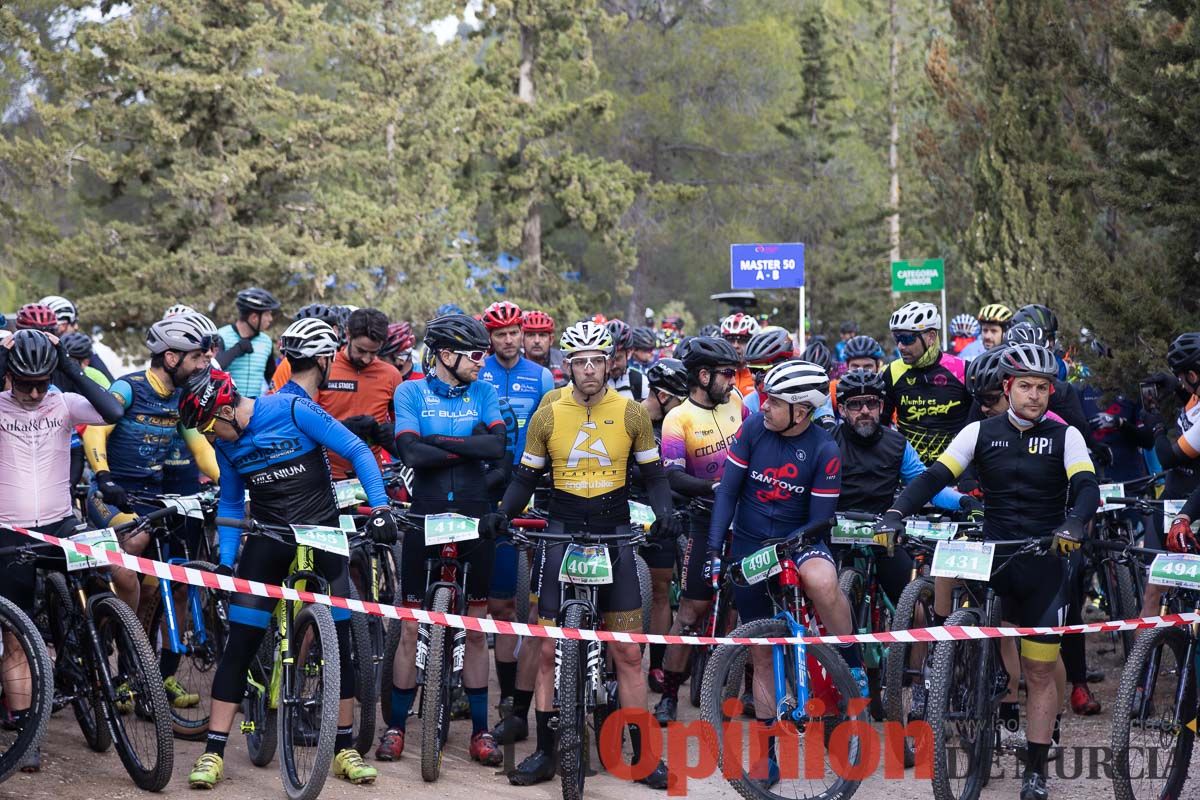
[397,431,461,469]
[293,400,389,507]
[1155,434,1192,470]
[707,460,746,552]
[891,462,956,517]
[58,350,124,424]
[898,443,964,512]
[1066,470,1101,528]
[667,469,716,498]
[637,459,674,523]
[1181,484,1200,521]
[425,424,507,461]
[214,345,242,370]
[498,462,542,518]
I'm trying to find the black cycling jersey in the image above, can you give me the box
[882,352,971,464]
[832,424,907,515]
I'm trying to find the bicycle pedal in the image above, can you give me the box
[240,721,257,734]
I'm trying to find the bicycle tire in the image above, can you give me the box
[420,587,452,782]
[347,584,377,755]
[699,616,864,800]
[0,596,53,784]
[279,603,340,800]
[379,619,401,728]
[244,624,279,767]
[883,576,934,769]
[1112,560,1140,659]
[45,572,111,753]
[690,578,734,709]
[92,594,175,791]
[1111,627,1195,800]
[927,607,989,800]
[515,546,532,625]
[558,603,590,800]
[635,553,652,634]
[837,567,883,719]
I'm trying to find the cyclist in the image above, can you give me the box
[875,341,1100,800]
[652,336,746,724]
[606,318,649,401]
[949,313,981,357]
[657,327,682,359]
[1011,304,1066,380]
[160,310,222,499]
[834,320,859,363]
[379,321,423,380]
[744,326,793,412]
[381,314,508,766]
[269,303,342,390]
[882,301,971,464]
[642,357,688,429]
[215,286,280,397]
[975,303,1014,351]
[179,357,395,790]
[842,334,885,374]
[15,303,58,333]
[1003,322,1092,437]
[521,309,565,387]
[482,320,680,789]
[630,326,658,371]
[40,294,116,381]
[719,312,760,400]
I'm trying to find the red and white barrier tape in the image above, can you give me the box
[10,523,1199,646]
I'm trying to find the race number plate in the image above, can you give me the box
[930,540,995,581]
[1148,553,1200,589]
[628,501,656,529]
[740,545,782,585]
[291,525,350,557]
[334,479,365,509]
[424,513,480,546]
[559,544,613,585]
[830,516,878,546]
[1098,483,1126,513]
[63,530,120,572]
[906,520,958,541]
[159,493,206,520]
[1164,499,1186,533]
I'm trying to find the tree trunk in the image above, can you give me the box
[887,0,901,297]
[518,22,542,294]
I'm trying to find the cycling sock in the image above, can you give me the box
[512,689,534,721]
[535,710,557,754]
[1025,741,1049,775]
[159,650,181,681]
[838,643,864,669]
[390,686,416,731]
[627,723,650,767]
[661,670,687,701]
[1061,633,1086,684]
[495,658,517,700]
[465,685,489,735]
[335,725,354,752]
[205,730,228,758]
[1052,713,1061,746]
[999,701,1020,732]
[649,643,665,671]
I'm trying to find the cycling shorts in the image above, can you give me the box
[639,535,676,570]
[535,521,642,633]
[0,518,75,613]
[990,552,1071,662]
[489,535,517,600]
[680,508,716,602]
[729,536,835,624]
[401,534,494,607]
[228,532,353,627]
[829,543,914,608]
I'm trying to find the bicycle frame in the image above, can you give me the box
[414,541,470,683]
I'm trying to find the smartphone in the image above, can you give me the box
[1140,381,1159,411]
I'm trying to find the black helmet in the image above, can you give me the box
[837,368,886,400]
[1168,332,1200,374]
[843,335,883,361]
[630,326,656,350]
[680,336,739,374]
[605,319,633,350]
[646,358,688,398]
[800,340,832,373]
[840,320,859,335]
[60,332,94,360]
[7,329,59,378]
[296,303,340,326]
[236,287,281,314]
[1004,321,1048,347]
[965,346,1008,397]
[1011,304,1058,340]
[697,324,721,338]
[423,314,490,351]
[745,328,793,366]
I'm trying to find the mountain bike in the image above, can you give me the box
[688,499,736,710]
[831,510,893,721]
[0,589,53,784]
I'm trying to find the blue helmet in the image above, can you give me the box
[435,303,466,317]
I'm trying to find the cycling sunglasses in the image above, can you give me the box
[842,397,883,412]
[451,349,487,364]
[723,334,751,344]
[568,355,608,370]
[11,377,50,394]
[977,392,1003,408]
[712,367,738,379]
[893,331,921,345]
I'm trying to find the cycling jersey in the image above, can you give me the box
[733,367,756,401]
[660,395,746,481]
[479,354,554,462]
[958,338,986,361]
[609,369,648,402]
[1177,401,1200,460]
[318,350,402,479]
[832,422,963,515]
[216,325,274,398]
[213,393,389,567]
[883,352,970,464]
[1166,397,1200,501]
[707,413,841,552]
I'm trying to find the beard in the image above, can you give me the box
[852,419,878,438]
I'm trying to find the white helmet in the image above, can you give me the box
[998,342,1058,381]
[561,321,614,356]
[279,318,339,358]
[889,301,940,333]
[720,312,760,337]
[761,359,830,407]
[177,309,218,337]
[164,304,196,318]
[39,295,77,324]
[145,315,213,354]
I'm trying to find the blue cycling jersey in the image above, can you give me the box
[479,355,554,463]
[217,325,274,398]
[213,393,388,567]
[707,413,842,552]
[105,371,183,490]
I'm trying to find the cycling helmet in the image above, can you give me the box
[837,368,886,400]
[800,340,833,373]
[998,342,1058,380]
[39,295,77,324]
[60,332,94,360]
[164,304,196,318]
[840,321,859,335]
[605,319,633,350]
[179,368,240,430]
[950,313,981,338]
[235,287,281,313]
[630,326,656,350]
[177,310,218,337]
[680,336,739,373]
[889,301,940,333]
[646,358,689,398]
[279,318,339,359]
[1011,304,1058,340]
[482,301,523,331]
[977,303,1013,325]
[424,313,490,351]
[560,321,614,356]
[16,303,58,332]
[965,345,1008,396]
[380,322,415,358]
[745,327,794,366]
[1004,321,1048,347]
[720,312,760,338]
[761,360,830,407]
[145,315,212,354]
[1167,332,1200,374]
[521,310,555,334]
[697,324,721,338]
[6,329,58,378]
[435,303,466,317]
[296,303,341,326]
[843,335,884,361]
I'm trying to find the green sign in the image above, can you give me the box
[291,524,350,557]
[891,259,944,292]
[739,545,783,586]
[906,520,958,541]
[629,501,656,529]
[424,513,480,546]
[63,530,119,572]
[830,516,878,546]
[930,540,995,581]
[559,544,613,585]
[1148,553,1200,589]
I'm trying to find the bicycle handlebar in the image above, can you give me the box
[112,505,179,534]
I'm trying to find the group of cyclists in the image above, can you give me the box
[1,286,1199,800]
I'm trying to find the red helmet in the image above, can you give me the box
[178,369,239,430]
[521,310,555,334]
[590,312,608,326]
[661,314,684,332]
[16,303,58,332]
[380,322,415,357]
[482,301,523,331]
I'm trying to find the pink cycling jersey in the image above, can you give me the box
[0,390,104,526]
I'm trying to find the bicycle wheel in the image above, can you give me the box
[92,594,175,791]
[45,572,110,753]
[699,616,865,800]
[420,586,453,782]
[347,584,378,755]
[0,596,53,783]
[279,604,340,800]
[515,546,532,625]
[690,579,735,709]
[635,553,652,634]
[558,603,590,800]
[244,623,279,767]
[1111,627,1195,800]
[838,567,884,719]
[1107,559,1139,658]
[379,619,401,728]
[927,607,991,800]
[883,575,934,769]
